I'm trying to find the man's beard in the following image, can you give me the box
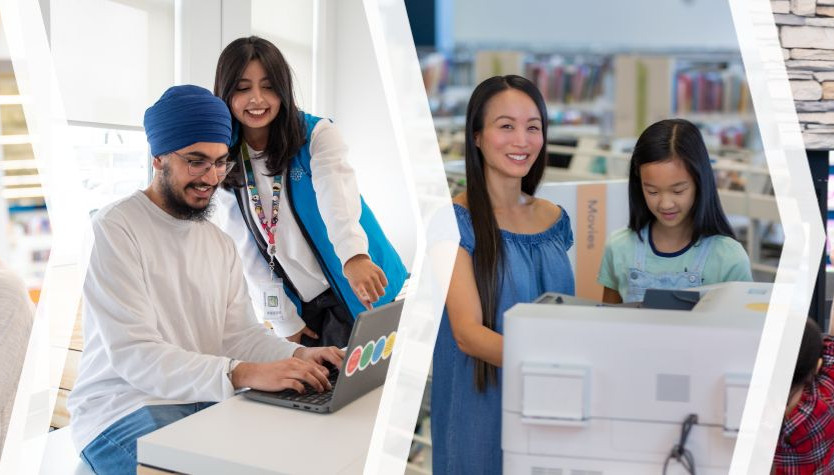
[159,164,215,222]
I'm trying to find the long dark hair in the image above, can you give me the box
[215,36,305,189]
[628,118,735,242]
[465,75,547,392]
[792,318,823,394]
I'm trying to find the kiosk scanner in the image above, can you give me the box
[502,282,771,474]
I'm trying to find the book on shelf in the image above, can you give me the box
[525,59,607,105]
[673,66,751,115]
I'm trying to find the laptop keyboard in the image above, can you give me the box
[274,367,339,405]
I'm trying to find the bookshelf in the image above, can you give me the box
[0,66,50,295]
[673,63,751,116]
[422,50,756,152]
[405,376,432,475]
[421,50,612,125]
[423,49,776,281]
[613,54,754,146]
[0,61,150,296]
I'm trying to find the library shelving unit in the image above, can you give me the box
[421,49,612,124]
[613,54,752,141]
[0,66,50,300]
[422,49,760,170]
[421,48,777,276]
[406,374,432,475]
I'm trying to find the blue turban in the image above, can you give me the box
[143,85,232,157]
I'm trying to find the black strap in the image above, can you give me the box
[232,184,303,302]
[662,413,697,475]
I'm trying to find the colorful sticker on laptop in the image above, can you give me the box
[344,331,399,377]
[383,331,396,359]
[371,336,385,365]
[345,346,362,376]
[359,341,374,371]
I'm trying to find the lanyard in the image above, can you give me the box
[242,145,282,261]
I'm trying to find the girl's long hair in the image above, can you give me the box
[628,118,735,242]
[792,318,823,394]
[464,75,548,392]
[215,36,305,189]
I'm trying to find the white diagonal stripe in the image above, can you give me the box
[0,0,91,473]
[360,0,459,473]
[728,0,825,473]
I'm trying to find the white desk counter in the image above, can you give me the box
[137,387,382,474]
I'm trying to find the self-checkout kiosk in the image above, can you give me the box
[502,282,770,474]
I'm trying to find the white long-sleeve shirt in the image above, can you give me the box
[68,191,300,453]
[213,119,368,336]
[0,264,33,457]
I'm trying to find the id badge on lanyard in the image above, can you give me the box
[243,145,287,328]
[261,255,287,327]
[262,279,285,323]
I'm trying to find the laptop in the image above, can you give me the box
[243,299,404,413]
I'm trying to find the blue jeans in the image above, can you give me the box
[80,402,215,475]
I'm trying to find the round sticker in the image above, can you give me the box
[382,331,396,359]
[371,336,386,365]
[346,346,362,376]
[360,341,374,370]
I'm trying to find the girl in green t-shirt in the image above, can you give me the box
[598,119,752,304]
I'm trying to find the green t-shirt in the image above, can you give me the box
[597,227,753,299]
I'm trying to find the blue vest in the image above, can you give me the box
[281,113,407,320]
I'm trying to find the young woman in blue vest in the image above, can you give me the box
[212,36,406,348]
[431,75,575,474]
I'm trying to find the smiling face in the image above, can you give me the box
[230,59,281,136]
[474,88,544,182]
[639,157,697,232]
[152,142,230,221]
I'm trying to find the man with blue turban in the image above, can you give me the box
[68,85,344,474]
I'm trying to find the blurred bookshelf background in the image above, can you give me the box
[0,57,50,301]
[403,1,781,472]
[0,27,149,305]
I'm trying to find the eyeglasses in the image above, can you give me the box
[168,150,236,177]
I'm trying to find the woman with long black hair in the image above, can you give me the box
[212,36,406,348]
[431,75,575,473]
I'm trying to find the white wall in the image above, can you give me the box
[451,0,739,52]
[176,0,222,90]
[250,0,314,110]
[0,27,9,61]
[323,0,417,269]
[50,0,174,126]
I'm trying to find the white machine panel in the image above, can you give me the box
[521,364,589,424]
[502,282,770,472]
[723,374,750,434]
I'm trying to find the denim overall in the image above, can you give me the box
[624,226,714,303]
